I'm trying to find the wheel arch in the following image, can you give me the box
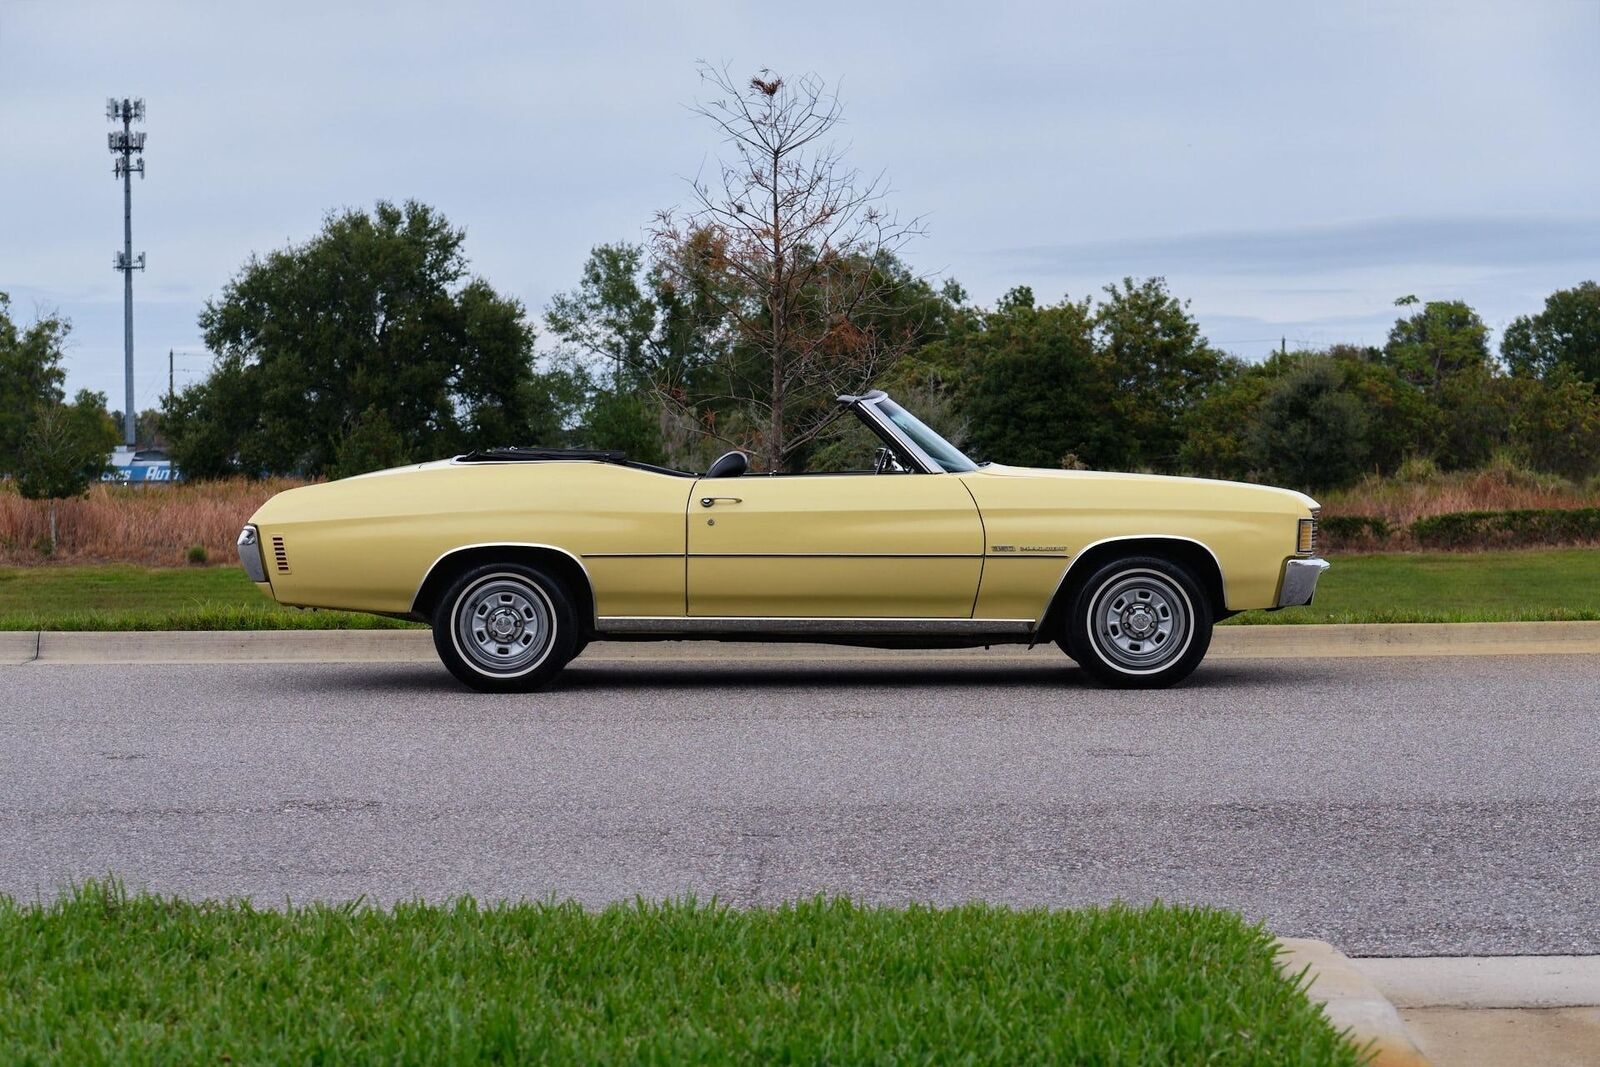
[1036,536,1226,642]
[411,543,597,631]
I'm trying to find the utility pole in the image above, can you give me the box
[107,97,147,447]
[168,348,175,411]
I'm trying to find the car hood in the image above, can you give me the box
[969,463,1320,513]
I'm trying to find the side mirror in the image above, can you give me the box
[873,447,902,474]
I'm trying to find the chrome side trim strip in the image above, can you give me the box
[589,552,987,559]
[687,553,981,560]
[596,616,1034,636]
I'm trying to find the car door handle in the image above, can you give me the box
[699,496,743,508]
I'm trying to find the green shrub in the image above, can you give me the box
[1410,508,1600,549]
[1322,514,1391,543]
[185,544,208,565]
[1393,454,1441,483]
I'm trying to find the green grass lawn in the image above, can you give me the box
[1227,547,1600,625]
[0,885,1362,1066]
[0,564,420,630]
[3,548,1597,630]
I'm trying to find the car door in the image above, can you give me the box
[686,472,984,618]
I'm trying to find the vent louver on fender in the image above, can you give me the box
[271,535,290,574]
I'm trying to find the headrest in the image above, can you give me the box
[706,450,748,479]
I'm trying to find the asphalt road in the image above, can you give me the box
[2,647,1596,956]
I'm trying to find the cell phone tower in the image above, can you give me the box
[107,97,147,447]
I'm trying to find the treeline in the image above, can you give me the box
[6,213,1598,498]
[545,262,1600,492]
[127,199,1600,492]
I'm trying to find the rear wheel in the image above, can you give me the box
[1061,556,1212,688]
[431,563,577,692]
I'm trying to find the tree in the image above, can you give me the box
[1178,356,1273,480]
[649,64,927,471]
[544,242,734,467]
[0,292,70,474]
[1429,366,1506,470]
[1093,277,1231,469]
[580,389,669,465]
[545,243,661,392]
[1249,358,1373,491]
[941,290,1110,468]
[168,201,552,478]
[15,392,118,553]
[330,406,409,480]
[1502,281,1600,383]
[1179,346,1436,485]
[930,279,1227,473]
[109,408,164,448]
[1381,299,1492,389]
[1504,369,1600,480]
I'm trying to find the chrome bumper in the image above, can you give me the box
[1276,557,1329,607]
[237,524,267,583]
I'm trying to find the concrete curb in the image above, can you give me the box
[1352,955,1600,1010]
[0,631,39,664]
[30,629,434,663]
[1276,938,1432,1066]
[1211,620,1600,658]
[7,620,1600,664]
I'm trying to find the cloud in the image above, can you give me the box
[1000,215,1600,278]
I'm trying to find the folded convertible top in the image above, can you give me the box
[457,447,630,463]
[456,447,694,477]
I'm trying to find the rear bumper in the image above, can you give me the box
[1275,557,1329,607]
[237,524,268,584]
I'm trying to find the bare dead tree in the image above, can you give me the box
[650,63,925,470]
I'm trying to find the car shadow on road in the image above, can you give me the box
[557,663,1078,691]
[274,658,1311,697]
[550,656,1310,692]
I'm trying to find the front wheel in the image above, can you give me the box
[1061,556,1212,688]
[431,564,578,692]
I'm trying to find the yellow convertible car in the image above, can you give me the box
[238,391,1327,691]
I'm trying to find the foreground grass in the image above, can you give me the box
[0,886,1362,1066]
[4,549,1598,630]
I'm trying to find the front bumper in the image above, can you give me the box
[237,524,268,583]
[1275,557,1329,607]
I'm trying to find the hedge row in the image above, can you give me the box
[1408,508,1600,549]
[1324,508,1600,550]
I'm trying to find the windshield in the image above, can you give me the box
[873,398,978,473]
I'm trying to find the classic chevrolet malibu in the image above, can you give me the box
[238,390,1327,691]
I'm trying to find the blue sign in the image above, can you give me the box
[102,462,181,483]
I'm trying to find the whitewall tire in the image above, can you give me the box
[431,564,578,693]
[1062,556,1213,688]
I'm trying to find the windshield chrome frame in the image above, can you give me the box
[841,390,952,475]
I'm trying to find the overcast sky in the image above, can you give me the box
[3,0,1597,411]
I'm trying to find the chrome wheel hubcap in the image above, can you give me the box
[454,576,553,676]
[1090,571,1192,673]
